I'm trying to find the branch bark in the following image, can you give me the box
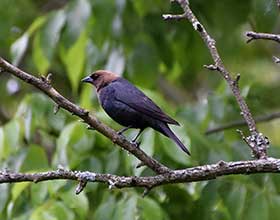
[246,31,280,44]
[163,0,270,159]
[1,159,280,190]
[0,58,170,175]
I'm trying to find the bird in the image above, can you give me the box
[81,70,190,155]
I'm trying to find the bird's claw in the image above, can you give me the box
[117,132,126,139]
[130,141,141,148]
[117,129,125,137]
[117,131,123,135]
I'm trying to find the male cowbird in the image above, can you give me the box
[82,70,190,155]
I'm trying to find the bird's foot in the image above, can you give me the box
[117,130,123,135]
[116,131,126,139]
[130,141,141,148]
[117,126,132,136]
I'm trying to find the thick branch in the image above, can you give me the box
[163,1,269,159]
[206,111,280,135]
[1,159,280,188]
[246,31,280,44]
[0,57,170,174]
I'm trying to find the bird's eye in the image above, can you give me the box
[91,74,99,80]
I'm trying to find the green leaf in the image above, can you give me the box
[140,128,155,157]
[15,96,32,137]
[59,188,89,219]
[23,107,32,141]
[32,33,50,74]
[47,181,68,196]
[7,201,14,220]
[62,30,88,92]
[105,48,125,74]
[138,197,164,220]
[32,10,66,74]
[20,145,49,172]
[245,192,268,220]
[113,195,138,220]
[94,195,116,220]
[53,123,74,168]
[12,182,31,202]
[63,0,91,45]
[105,148,120,173]
[127,41,159,87]
[3,119,21,157]
[10,33,29,66]
[251,0,278,32]
[80,86,95,109]
[208,95,225,121]
[10,15,47,67]
[133,0,162,17]
[11,212,31,220]
[184,121,219,159]
[84,40,100,74]
[53,122,94,168]
[241,85,251,98]
[225,184,246,219]
[30,201,75,220]
[0,184,9,213]
[27,16,47,35]
[123,196,138,220]
[0,127,4,160]
[31,183,48,206]
[269,195,280,219]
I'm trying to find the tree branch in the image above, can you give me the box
[206,111,280,135]
[0,57,170,175]
[1,1,278,194]
[246,31,280,64]
[163,0,269,159]
[1,159,280,190]
[246,31,280,44]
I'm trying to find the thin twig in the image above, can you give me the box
[162,13,186,21]
[246,31,280,44]
[206,111,280,135]
[0,57,170,175]
[163,1,269,159]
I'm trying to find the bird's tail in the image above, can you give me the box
[159,123,190,156]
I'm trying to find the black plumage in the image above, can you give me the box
[82,70,190,155]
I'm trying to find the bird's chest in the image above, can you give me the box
[98,87,147,128]
[98,87,116,111]
[99,87,126,120]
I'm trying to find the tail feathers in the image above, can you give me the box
[159,124,190,156]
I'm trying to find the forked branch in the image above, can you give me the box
[163,0,270,159]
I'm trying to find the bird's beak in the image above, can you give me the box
[81,76,93,84]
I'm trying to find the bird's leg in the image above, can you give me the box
[117,125,132,136]
[131,129,144,148]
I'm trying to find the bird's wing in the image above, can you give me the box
[112,78,179,125]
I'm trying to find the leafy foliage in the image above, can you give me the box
[0,0,280,219]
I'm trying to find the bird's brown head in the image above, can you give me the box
[81,70,119,91]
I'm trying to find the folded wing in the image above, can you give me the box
[112,78,179,125]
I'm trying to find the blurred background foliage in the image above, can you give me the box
[0,0,280,219]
